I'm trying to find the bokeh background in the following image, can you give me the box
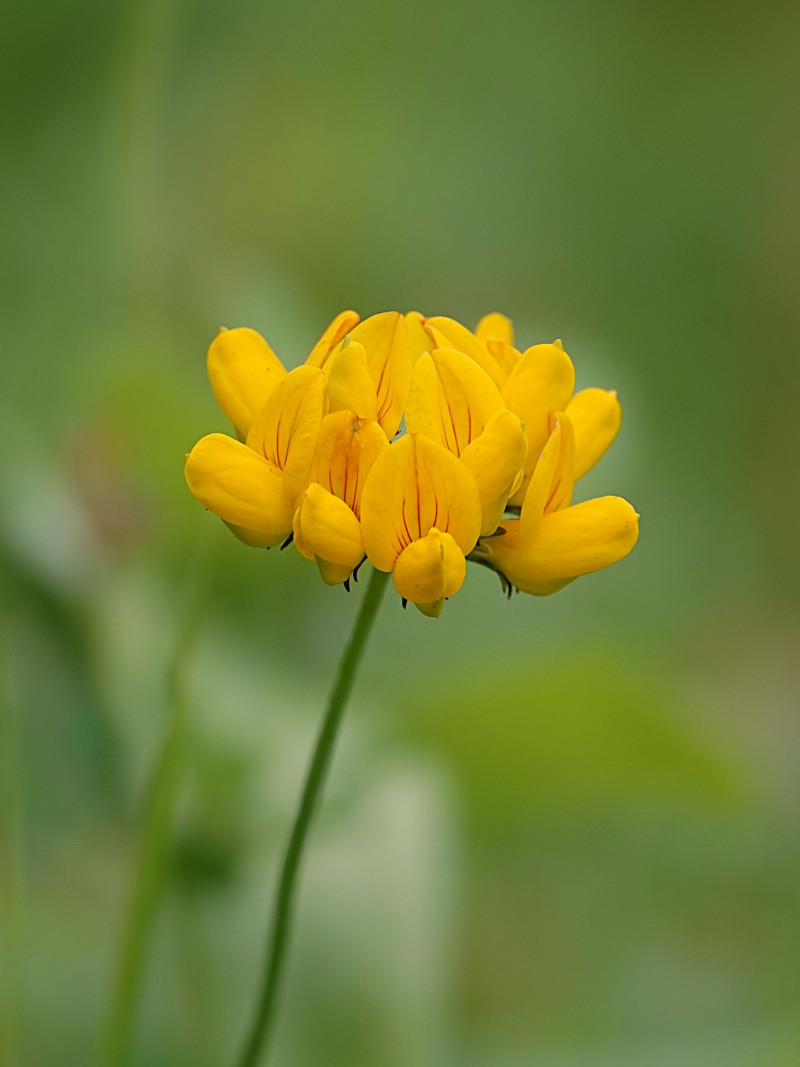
[3,1,800,1064]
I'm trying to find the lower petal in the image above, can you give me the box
[292,483,364,577]
[392,527,466,610]
[224,522,283,548]
[482,497,638,595]
[185,434,293,545]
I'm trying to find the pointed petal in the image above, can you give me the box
[485,338,520,381]
[485,497,639,595]
[519,412,576,539]
[305,310,360,368]
[405,311,434,363]
[360,434,482,571]
[246,365,326,505]
[207,327,286,439]
[224,521,280,548]
[414,597,446,618]
[459,409,527,536]
[292,483,364,582]
[501,342,576,472]
[324,341,379,422]
[423,316,505,389]
[566,388,622,480]
[405,348,503,456]
[316,558,358,585]
[185,434,293,544]
[349,311,412,438]
[475,312,514,347]
[392,528,466,611]
[307,411,388,516]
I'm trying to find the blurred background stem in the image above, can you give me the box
[0,619,26,1067]
[236,565,391,1067]
[99,522,215,1067]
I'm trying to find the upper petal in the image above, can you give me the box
[306,410,388,517]
[519,412,576,540]
[305,310,360,369]
[423,316,505,389]
[405,311,434,363]
[246,365,326,505]
[475,312,514,348]
[566,388,622,480]
[349,311,412,439]
[485,338,521,381]
[501,342,576,472]
[405,347,503,456]
[324,341,379,422]
[207,327,286,439]
[185,433,293,544]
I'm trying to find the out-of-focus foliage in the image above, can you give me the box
[2,0,800,1064]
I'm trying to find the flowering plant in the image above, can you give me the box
[171,309,642,1065]
[186,310,638,617]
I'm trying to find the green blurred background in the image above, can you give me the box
[3,1,800,1064]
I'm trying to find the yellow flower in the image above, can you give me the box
[476,410,638,595]
[186,308,638,611]
[360,433,481,617]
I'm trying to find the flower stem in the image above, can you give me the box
[235,565,391,1067]
[99,523,215,1067]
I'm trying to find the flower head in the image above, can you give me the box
[186,310,638,615]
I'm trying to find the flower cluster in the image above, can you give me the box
[185,311,638,617]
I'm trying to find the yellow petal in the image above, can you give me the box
[224,522,281,548]
[360,434,482,571]
[207,327,286,439]
[566,388,622,480]
[349,311,412,439]
[459,409,527,536]
[405,311,434,363]
[405,348,503,456]
[324,341,379,422]
[475,312,514,347]
[185,434,293,544]
[519,412,575,540]
[483,497,639,595]
[292,483,364,583]
[485,338,521,382]
[305,310,360,369]
[423,316,505,389]
[315,558,358,585]
[501,342,576,474]
[307,411,388,516]
[392,528,466,613]
[246,365,326,505]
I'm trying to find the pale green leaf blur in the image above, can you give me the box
[2,0,800,1064]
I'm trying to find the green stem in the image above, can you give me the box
[99,523,215,1067]
[235,565,391,1067]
